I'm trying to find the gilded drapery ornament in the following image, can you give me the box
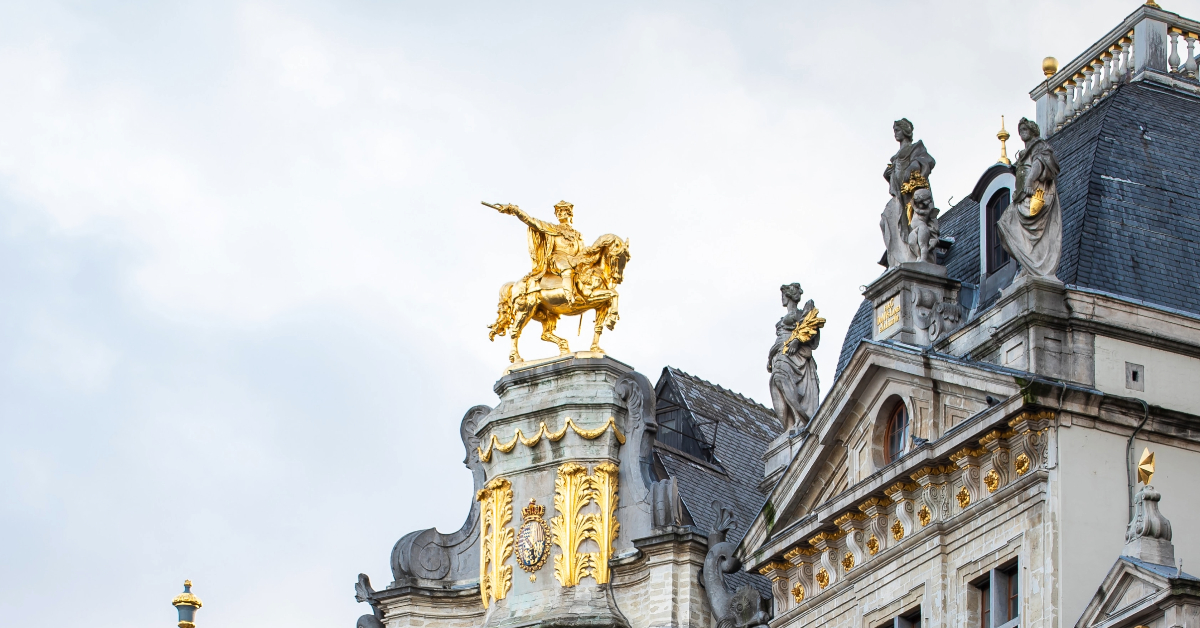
[477,477,515,608]
[484,201,631,363]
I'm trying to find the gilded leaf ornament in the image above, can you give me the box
[477,477,515,608]
[586,462,620,584]
[551,463,595,587]
[549,461,621,587]
[791,582,806,603]
[782,307,827,354]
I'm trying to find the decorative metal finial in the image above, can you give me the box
[997,116,1011,166]
[1043,56,1058,77]
[1138,447,1156,484]
[1145,0,1162,9]
[172,580,203,628]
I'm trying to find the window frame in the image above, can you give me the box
[884,403,910,464]
[973,561,1019,628]
[985,188,1012,275]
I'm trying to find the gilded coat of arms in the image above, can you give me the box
[516,499,549,574]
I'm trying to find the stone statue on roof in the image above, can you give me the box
[767,283,824,433]
[881,118,938,267]
[998,117,1062,280]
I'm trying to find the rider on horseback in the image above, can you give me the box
[494,200,587,306]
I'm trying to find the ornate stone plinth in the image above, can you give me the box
[863,262,963,346]
[474,355,656,628]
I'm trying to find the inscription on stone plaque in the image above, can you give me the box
[876,297,900,334]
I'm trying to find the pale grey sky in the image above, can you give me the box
[1,1,1185,626]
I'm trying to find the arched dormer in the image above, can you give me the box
[969,163,1017,301]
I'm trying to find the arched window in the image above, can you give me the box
[885,403,909,464]
[985,189,1012,274]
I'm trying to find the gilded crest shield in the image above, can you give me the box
[516,499,549,573]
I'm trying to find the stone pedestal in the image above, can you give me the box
[475,354,656,628]
[942,274,1091,382]
[863,262,963,346]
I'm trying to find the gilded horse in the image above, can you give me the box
[488,233,630,363]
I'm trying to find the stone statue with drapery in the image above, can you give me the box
[998,117,1062,280]
[880,118,937,267]
[767,283,824,433]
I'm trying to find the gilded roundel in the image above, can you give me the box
[516,499,549,573]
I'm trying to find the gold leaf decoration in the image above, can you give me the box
[1014,453,1031,476]
[815,568,830,589]
[551,463,596,587]
[477,477,515,608]
[956,486,971,508]
[866,535,880,555]
[891,519,904,541]
[841,552,855,571]
[984,469,1001,493]
[477,417,626,462]
[791,582,806,603]
[918,505,932,526]
[585,462,620,584]
[783,307,826,354]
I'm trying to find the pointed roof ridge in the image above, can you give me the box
[664,366,773,414]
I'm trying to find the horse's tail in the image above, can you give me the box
[488,282,515,341]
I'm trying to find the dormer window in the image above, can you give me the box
[985,189,1012,274]
[885,403,910,464]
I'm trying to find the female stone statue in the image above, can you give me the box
[998,117,1062,279]
[881,118,937,267]
[767,283,822,433]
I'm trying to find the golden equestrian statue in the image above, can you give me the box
[484,200,631,363]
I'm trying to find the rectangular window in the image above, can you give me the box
[975,563,1018,628]
[880,606,922,628]
[986,189,1012,275]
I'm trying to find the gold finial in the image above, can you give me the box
[997,116,1011,166]
[1137,448,1156,484]
[1145,0,1162,9]
[1043,56,1058,77]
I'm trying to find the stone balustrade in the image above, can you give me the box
[1032,3,1200,137]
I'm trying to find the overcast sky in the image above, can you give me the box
[1,1,1189,626]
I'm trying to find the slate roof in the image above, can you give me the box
[836,79,1200,377]
[652,367,780,596]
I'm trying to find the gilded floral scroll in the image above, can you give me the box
[477,477,515,608]
[550,461,620,587]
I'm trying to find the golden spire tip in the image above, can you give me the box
[997,116,1011,166]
